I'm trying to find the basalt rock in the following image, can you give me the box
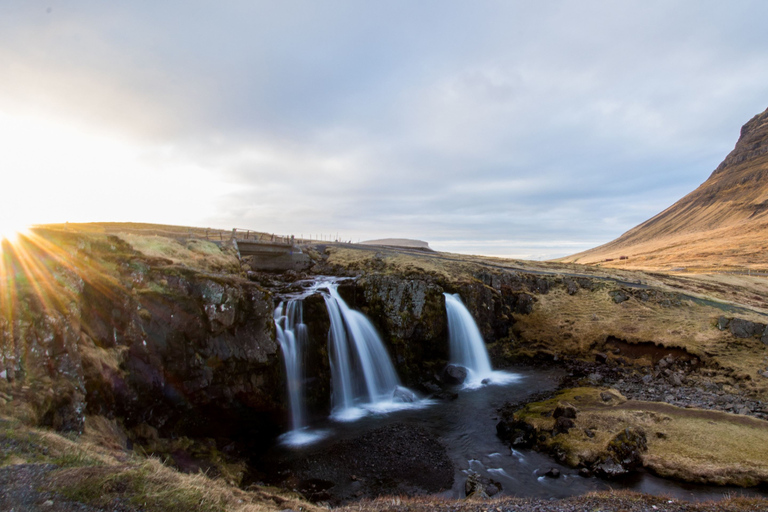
[729,318,766,339]
[442,365,468,386]
[496,417,536,448]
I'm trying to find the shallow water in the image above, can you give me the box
[268,365,767,502]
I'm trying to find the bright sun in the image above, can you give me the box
[0,221,29,246]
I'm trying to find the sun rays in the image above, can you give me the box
[0,227,130,344]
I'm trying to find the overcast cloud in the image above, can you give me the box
[2,1,767,259]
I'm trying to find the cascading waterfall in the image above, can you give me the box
[322,282,418,420]
[274,300,307,432]
[274,299,328,446]
[444,292,519,388]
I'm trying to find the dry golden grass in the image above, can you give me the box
[515,388,768,486]
[118,234,240,273]
[0,415,319,512]
[51,456,319,512]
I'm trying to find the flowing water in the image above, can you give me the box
[269,278,766,502]
[274,277,423,445]
[322,282,422,421]
[274,300,329,446]
[444,292,519,388]
[264,366,766,502]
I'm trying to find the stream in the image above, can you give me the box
[259,366,767,504]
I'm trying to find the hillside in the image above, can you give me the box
[560,107,768,271]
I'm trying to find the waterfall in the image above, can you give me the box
[274,299,328,446]
[274,300,307,432]
[444,292,518,388]
[322,282,417,420]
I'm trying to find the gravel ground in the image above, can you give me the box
[340,493,768,512]
[559,357,768,420]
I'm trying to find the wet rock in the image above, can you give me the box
[543,467,560,478]
[485,481,501,497]
[442,365,468,386]
[762,325,768,345]
[496,418,536,447]
[392,386,416,403]
[595,353,608,364]
[481,378,491,385]
[717,316,730,331]
[464,471,489,499]
[579,467,592,477]
[594,459,628,478]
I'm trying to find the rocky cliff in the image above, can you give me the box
[0,229,283,453]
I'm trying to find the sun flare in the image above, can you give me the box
[0,221,30,246]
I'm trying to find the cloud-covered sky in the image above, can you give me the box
[2,1,767,259]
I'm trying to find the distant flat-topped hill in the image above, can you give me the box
[560,106,768,272]
[360,238,433,251]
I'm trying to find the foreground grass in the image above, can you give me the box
[0,415,319,512]
[514,387,768,487]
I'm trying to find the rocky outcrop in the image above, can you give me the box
[714,107,768,174]
[0,231,285,446]
[594,427,647,478]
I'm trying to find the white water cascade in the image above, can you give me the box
[322,282,420,420]
[274,300,307,431]
[444,292,519,388]
[274,300,327,446]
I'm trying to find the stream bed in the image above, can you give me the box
[257,366,768,504]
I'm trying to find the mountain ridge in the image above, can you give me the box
[560,107,768,270]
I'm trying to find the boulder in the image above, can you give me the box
[553,416,575,435]
[730,318,765,338]
[464,471,489,500]
[593,426,647,478]
[392,386,416,403]
[442,365,468,385]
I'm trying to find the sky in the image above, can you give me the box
[1,1,767,259]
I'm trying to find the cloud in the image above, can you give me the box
[1,1,767,258]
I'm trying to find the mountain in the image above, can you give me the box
[560,107,768,271]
